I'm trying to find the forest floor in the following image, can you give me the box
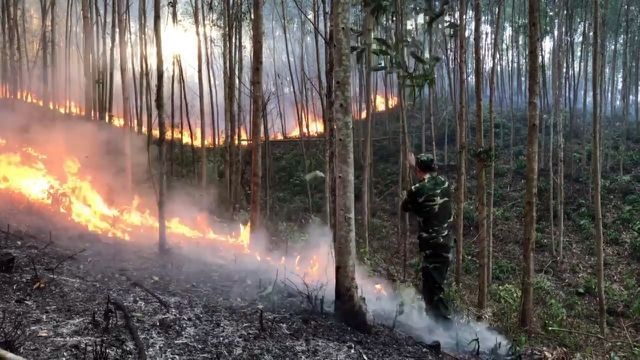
[0,194,439,360]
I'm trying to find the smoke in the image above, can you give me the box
[179,219,510,356]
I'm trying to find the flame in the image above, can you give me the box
[0,137,249,247]
[287,112,325,138]
[2,86,398,145]
[1,136,384,296]
[357,94,399,119]
[374,283,387,296]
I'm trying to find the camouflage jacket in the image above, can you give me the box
[401,174,453,239]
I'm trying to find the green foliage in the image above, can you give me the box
[541,298,567,329]
[463,202,476,227]
[491,284,521,327]
[579,275,597,296]
[533,274,554,297]
[492,259,516,282]
[514,157,526,174]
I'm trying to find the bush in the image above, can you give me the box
[492,259,516,282]
[492,284,521,326]
[579,275,597,296]
[542,298,567,329]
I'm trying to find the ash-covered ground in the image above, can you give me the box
[0,196,440,360]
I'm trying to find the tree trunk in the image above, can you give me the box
[520,0,541,333]
[555,2,565,262]
[117,0,132,194]
[473,0,487,311]
[194,0,207,195]
[362,0,373,257]
[454,0,467,286]
[81,0,93,120]
[592,0,606,336]
[487,0,503,287]
[332,0,369,333]
[153,0,167,253]
[249,0,263,231]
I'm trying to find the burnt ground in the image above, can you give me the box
[0,196,440,360]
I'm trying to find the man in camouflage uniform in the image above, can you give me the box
[402,153,453,320]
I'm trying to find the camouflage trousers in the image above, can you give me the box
[418,233,451,320]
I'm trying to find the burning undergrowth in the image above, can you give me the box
[0,105,510,358]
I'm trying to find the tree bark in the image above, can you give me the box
[362,0,373,257]
[194,0,207,195]
[332,0,369,333]
[81,0,93,120]
[454,0,467,286]
[117,0,132,195]
[487,0,503,286]
[520,0,541,333]
[473,0,487,311]
[249,0,264,231]
[154,0,167,253]
[592,0,606,336]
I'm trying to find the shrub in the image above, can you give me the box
[542,298,567,329]
[492,284,521,326]
[492,259,516,282]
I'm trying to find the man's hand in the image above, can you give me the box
[407,152,416,168]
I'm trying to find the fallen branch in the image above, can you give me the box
[109,298,147,360]
[0,348,27,360]
[547,327,605,340]
[130,280,170,310]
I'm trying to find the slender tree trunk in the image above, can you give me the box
[520,0,541,332]
[396,0,410,282]
[454,0,467,286]
[592,0,606,336]
[555,2,565,262]
[50,0,57,104]
[473,0,487,311]
[619,0,629,176]
[487,0,503,287]
[249,0,263,231]
[153,0,167,253]
[117,0,132,194]
[194,0,207,197]
[81,0,93,120]
[362,0,373,257]
[40,0,48,104]
[107,0,116,123]
[332,0,369,332]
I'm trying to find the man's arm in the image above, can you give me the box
[401,188,416,212]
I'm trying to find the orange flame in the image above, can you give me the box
[0,137,249,248]
[287,113,325,138]
[357,94,399,119]
[374,283,387,296]
[2,86,398,144]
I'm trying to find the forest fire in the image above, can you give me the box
[0,136,376,289]
[0,136,250,246]
[1,86,398,145]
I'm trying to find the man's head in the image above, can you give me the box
[414,153,437,178]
